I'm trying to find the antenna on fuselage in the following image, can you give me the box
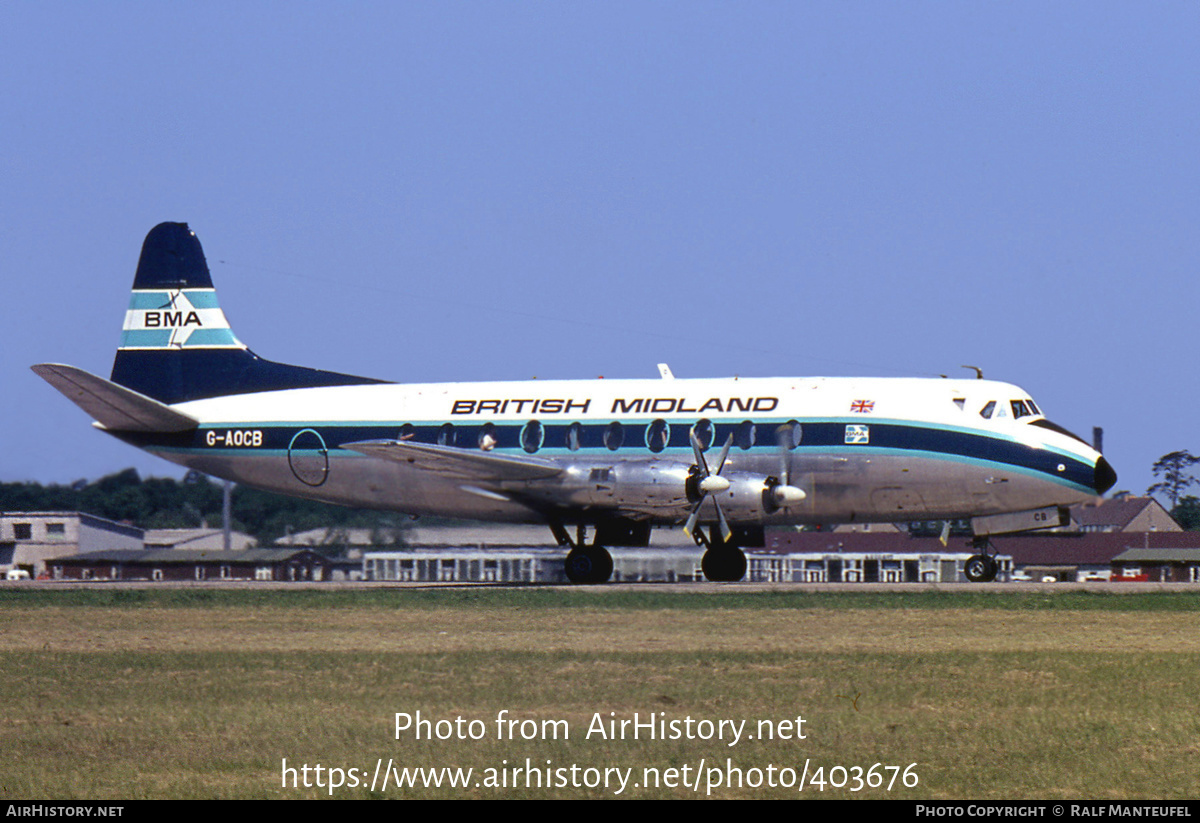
[961,365,984,379]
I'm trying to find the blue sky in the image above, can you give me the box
[4,2,1198,501]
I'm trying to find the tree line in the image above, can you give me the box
[0,469,415,549]
[1148,451,1200,530]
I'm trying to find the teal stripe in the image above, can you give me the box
[120,329,173,347]
[183,329,239,346]
[128,293,170,309]
[128,290,221,309]
[119,328,238,349]
[182,291,221,308]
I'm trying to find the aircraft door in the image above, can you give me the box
[288,428,329,487]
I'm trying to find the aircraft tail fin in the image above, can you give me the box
[109,223,386,404]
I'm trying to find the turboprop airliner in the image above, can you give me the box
[33,223,1117,583]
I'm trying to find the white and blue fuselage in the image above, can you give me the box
[122,370,1109,526]
[35,224,1116,581]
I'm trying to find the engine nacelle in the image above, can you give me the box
[566,461,694,513]
[525,461,804,523]
[705,471,778,521]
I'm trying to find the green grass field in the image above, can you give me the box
[1,587,1198,799]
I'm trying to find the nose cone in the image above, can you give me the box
[1093,456,1117,495]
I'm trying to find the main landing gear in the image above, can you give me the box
[551,524,614,584]
[964,536,999,583]
[692,526,747,582]
[550,521,748,584]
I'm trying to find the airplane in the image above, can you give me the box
[33,223,1117,583]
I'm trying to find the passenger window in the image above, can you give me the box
[566,422,584,451]
[398,423,415,441]
[979,401,996,420]
[438,423,456,447]
[691,418,714,451]
[646,419,670,453]
[478,422,497,451]
[520,420,544,453]
[736,420,756,451]
[776,420,802,451]
[604,421,624,451]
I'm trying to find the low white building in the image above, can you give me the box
[748,550,1009,583]
[359,523,705,583]
[363,546,707,583]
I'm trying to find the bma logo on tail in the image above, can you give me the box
[120,288,241,350]
[145,310,202,328]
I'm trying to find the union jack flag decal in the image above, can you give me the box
[850,400,875,413]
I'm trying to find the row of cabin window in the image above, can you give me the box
[401,419,804,455]
[979,399,1041,420]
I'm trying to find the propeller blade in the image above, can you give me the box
[778,442,792,488]
[686,432,735,543]
[715,499,733,544]
[775,423,798,486]
[713,433,733,476]
[683,500,703,538]
[690,431,710,476]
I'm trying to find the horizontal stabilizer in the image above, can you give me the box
[31,363,198,433]
[341,439,562,481]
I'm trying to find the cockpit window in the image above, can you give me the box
[1026,398,1040,415]
[1011,400,1032,419]
[980,401,996,419]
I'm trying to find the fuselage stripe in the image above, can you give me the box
[117,417,1098,492]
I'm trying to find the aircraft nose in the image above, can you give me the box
[1093,456,1117,495]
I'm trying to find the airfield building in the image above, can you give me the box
[47,548,331,582]
[0,512,143,578]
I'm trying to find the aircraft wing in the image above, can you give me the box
[341,439,564,481]
[31,363,199,433]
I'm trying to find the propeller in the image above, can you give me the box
[684,432,734,542]
[684,426,807,540]
[766,423,807,509]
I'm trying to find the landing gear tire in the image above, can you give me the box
[702,546,747,582]
[564,545,613,584]
[964,553,998,583]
